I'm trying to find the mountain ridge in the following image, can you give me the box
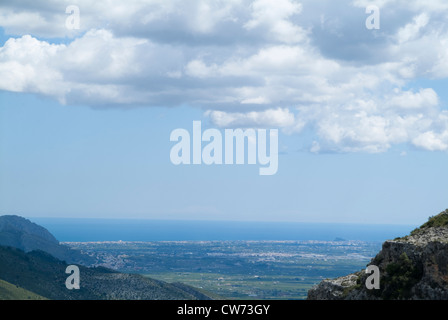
[0,215,93,264]
[0,214,213,300]
[307,209,448,300]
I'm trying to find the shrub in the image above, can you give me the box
[380,252,423,300]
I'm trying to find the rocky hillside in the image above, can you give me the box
[307,209,448,300]
[0,215,213,300]
[0,245,211,300]
[0,215,93,264]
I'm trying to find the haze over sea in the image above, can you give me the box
[28,218,415,243]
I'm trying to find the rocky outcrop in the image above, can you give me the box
[307,209,448,300]
[0,215,59,249]
[0,215,93,264]
[306,272,362,300]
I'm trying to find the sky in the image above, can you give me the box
[0,0,448,225]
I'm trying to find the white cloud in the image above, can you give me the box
[413,131,448,151]
[241,96,270,104]
[388,88,439,110]
[205,108,295,128]
[0,35,66,100]
[185,60,217,78]
[244,0,305,43]
[1,0,448,153]
[313,109,395,153]
[396,13,429,44]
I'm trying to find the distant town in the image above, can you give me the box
[66,240,381,299]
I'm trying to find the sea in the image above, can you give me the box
[27,218,416,243]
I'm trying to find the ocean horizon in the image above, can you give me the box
[27,217,416,242]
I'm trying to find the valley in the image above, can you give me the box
[66,240,381,300]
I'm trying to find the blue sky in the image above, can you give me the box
[0,0,448,225]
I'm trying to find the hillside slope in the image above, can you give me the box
[0,215,213,300]
[0,279,47,300]
[307,209,448,300]
[0,215,92,264]
[0,245,211,300]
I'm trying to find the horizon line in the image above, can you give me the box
[20,215,419,227]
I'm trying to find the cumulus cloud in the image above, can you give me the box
[205,108,295,128]
[244,0,306,43]
[413,131,448,151]
[396,13,429,44]
[388,88,439,110]
[1,0,448,152]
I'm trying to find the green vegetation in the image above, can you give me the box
[143,272,316,300]
[380,252,423,299]
[410,209,448,236]
[0,279,47,300]
[341,273,363,297]
[419,209,448,229]
[0,215,213,300]
[69,240,381,300]
[0,215,385,300]
[0,245,211,300]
